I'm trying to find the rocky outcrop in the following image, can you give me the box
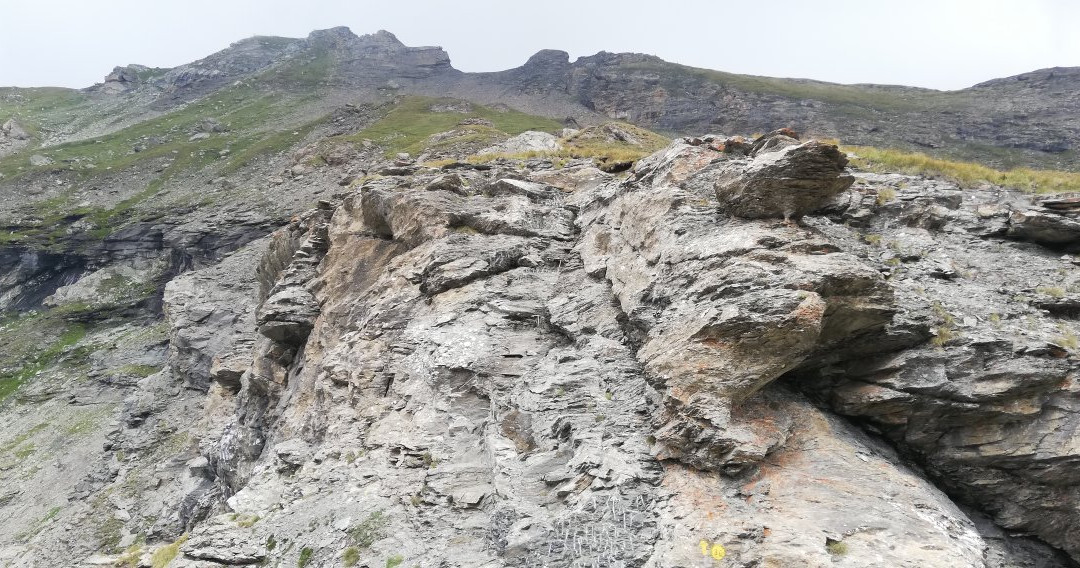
[94,65,155,94]
[127,142,1075,567]
[0,118,30,160]
[581,140,891,473]
[164,238,264,391]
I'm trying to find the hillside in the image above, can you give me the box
[0,27,1078,567]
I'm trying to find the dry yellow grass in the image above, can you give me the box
[842,144,1080,194]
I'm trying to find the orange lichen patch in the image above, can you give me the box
[661,462,731,515]
[699,336,725,349]
[661,147,721,185]
[1061,375,1077,392]
[792,296,826,323]
[730,395,784,430]
[756,428,812,474]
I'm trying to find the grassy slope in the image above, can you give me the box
[0,88,90,139]
[0,312,87,401]
[0,86,327,247]
[342,95,564,156]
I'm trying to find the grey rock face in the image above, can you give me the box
[146,145,1074,567]
[255,210,331,348]
[164,238,264,391]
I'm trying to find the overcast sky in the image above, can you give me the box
[2,0,1078,91]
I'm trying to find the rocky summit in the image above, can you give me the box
[0,26,1079,568]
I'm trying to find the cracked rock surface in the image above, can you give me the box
[6,136,1080,567]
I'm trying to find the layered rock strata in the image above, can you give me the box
[138,134,1078,567]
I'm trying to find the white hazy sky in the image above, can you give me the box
[1,0,1078,91]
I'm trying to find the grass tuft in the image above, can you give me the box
[150,534,188,568]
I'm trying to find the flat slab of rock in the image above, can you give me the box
[256,286,320,345]
[1007,208,1080,249]
[479,131,561,155]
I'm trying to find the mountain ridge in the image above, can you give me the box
[6,26,1077,171]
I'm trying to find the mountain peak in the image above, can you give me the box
[365,29,405,46]
[973,66,1080,89]
[305,26,360,46]
[524,49,570,68]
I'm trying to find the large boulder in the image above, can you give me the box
[714,139,854,220]
[1007,195,1080,250]
[1,118,29,140]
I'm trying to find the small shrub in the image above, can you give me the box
[825,539,848,555]
[386,556,404,568]
[931,325,957,348]
[266,534,277,551]
[876,187,897,205]
[421,452,439,469]
[931,301,956,326]
[342,546,360,567]
[862,233,882,246]
[348,511,387,549]
[116,544,142,568]
[298,547,314,568]
[1036,286,1066,298]
[1055,325,1078,351]
[94,515,125,554]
